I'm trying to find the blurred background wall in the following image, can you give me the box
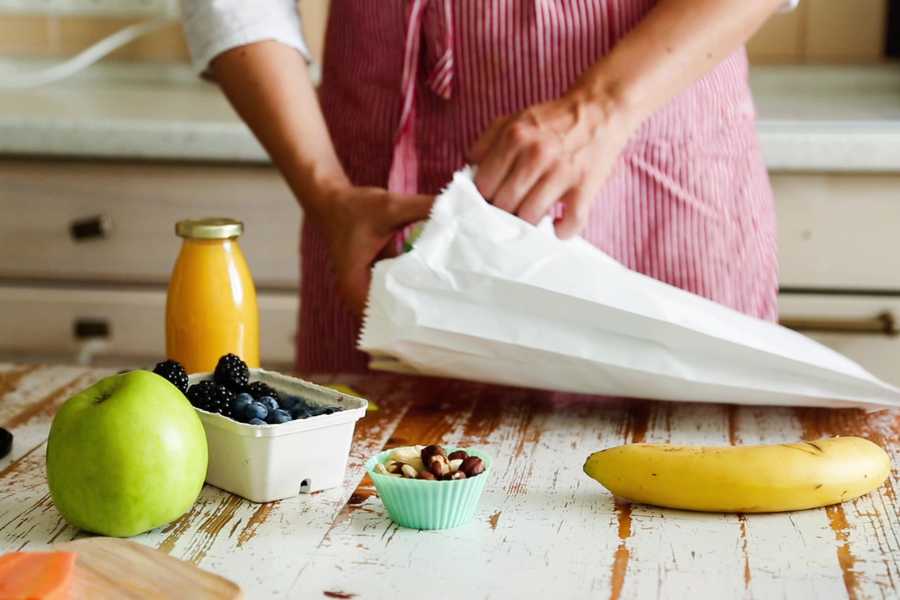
[0,0,895,68]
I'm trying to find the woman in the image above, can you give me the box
[183,0,791,373]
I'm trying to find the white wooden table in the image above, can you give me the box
[1,364,897,599]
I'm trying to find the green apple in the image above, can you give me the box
[46,370,208,537]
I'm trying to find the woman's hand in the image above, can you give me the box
[469,89,637,239]
[309,184,433,316]
[210,43,432,315]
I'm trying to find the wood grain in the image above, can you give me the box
[55,538,241,599]
[0,365,897,600]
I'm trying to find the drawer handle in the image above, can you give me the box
[73,318,110,340]
[779,311,898,337]
[70,215,112,241]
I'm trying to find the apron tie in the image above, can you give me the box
[387,0,454,196]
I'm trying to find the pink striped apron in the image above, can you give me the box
[297,0,778,373]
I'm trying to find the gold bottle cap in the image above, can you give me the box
[175,218,243,240]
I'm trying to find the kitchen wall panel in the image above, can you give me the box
[0,0,328,64]
[0,0,888,66]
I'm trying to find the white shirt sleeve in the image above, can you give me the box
[180,0,311,75]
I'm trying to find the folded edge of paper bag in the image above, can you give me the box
[358,168,900,409]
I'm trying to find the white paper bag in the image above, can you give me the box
[359,168,900,409]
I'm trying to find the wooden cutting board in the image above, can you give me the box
[54,538,242,599]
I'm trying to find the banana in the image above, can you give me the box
[583,436,891,513]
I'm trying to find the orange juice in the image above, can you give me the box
[166,218,260,373]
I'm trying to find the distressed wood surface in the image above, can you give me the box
[0,364,897,600]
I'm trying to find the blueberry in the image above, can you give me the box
[308,405,338,417]
[247,418,266,426]
[244,401,268,422]
[267,409,292,425]
[259,395,279,413]
[278,395,300,410]
[232,392,254,418]
[289,405,310,420]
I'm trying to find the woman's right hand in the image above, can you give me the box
[309,185,433,316]
[208,43,432,316]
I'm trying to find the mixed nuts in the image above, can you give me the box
[374,445,485,481]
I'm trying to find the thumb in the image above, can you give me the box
[386,193,434,227]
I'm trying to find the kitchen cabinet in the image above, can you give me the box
[0,284,298,367]
[0,160,300,287]
[0,159,300,368]
[774,172,900,290]
[773,172,900,387]
[778,293,900,387]
[3,160,900,381]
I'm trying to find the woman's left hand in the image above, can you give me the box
[469,89,636,239]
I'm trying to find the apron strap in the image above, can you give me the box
[387,0,455,196]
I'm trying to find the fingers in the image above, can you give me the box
[491,143,557,214]
[472,122,522,200]
[516,170,572,226]
[554,188,592,239]
[468,116,508,163]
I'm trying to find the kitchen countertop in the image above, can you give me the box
[1,363,898,599]
[1,61,900,171]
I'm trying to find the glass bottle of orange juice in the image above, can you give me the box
[166,218,260,373]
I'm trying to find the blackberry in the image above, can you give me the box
[207,384,236,418]
[186,380,217,410]
[152,359,189,394]
[187,380,235,417]
[247,381,280,405]
[214,353,249,391]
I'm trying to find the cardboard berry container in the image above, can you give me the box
[188,369,367,503]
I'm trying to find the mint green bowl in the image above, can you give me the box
[365,447,492,530]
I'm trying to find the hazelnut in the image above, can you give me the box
[449,459,463,473]
[420,444,446,466]
[447,450,468,461]
[386,461,403,474]
[428,454,450,478]
[450,471,467,481]
[400,464,419,479]
[417,471,437,481]
[460,456,485,477]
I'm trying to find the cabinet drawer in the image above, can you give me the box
[0,284,298,367]
[779,292,900,387]
[774,173,900,290]
[0,160,301,288]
